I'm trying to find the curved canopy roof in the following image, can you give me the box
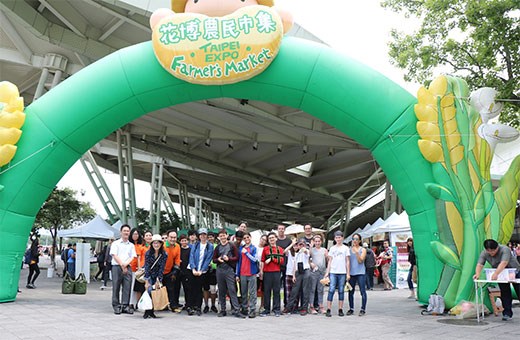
[0,0,387,230]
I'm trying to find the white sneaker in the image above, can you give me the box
[100,285,107,290]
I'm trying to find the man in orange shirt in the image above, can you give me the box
[162,230,181,312]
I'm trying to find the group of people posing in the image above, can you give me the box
[108,222,391,320]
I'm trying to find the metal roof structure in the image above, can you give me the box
[0,0,388,231]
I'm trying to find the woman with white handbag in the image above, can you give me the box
[143,234,168,319]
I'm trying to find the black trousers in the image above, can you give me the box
[280,270,287,307]
[366,267,375,289]
[263,271,281,313]
[172,271,190,307]
[27,263,40,284]
[161,273,176,309]
[102,263,112,285]
[95,262,105,280]
[498,274,520,317]
[186,271,203,310]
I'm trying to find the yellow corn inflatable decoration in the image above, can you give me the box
[0,82,25,167]
[415,75,520,307]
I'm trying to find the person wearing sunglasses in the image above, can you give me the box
[347,233,367,316]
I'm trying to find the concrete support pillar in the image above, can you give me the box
[33,67,49,101]
[51,69,63,88]
[33,53,68,101]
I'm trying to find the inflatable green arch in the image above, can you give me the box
[0,37,442,303]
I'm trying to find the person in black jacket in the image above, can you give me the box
[172,234,191,312]
[407,238,416,299]
[94,246,106,281]
[26,236,40,289]
[363,243,376,291]
[213,229,243,318]
[100,239,113,290]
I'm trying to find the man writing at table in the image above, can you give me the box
[473,239,520,321]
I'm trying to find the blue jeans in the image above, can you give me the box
[67,262,75,279]
[407,264,414,290]
[327,273,346,302]
[348,274,367,311]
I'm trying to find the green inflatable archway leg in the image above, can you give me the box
[0,37,441,303]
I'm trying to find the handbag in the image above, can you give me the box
[137,254,162,284]
[138,291,153,312]
[151,280,169,310]
[319,277,330,285]
[412,266,418,284]
[74,273,87,294]
[135,267,146,283]
[374,268,380,278]
[62,272,75,294]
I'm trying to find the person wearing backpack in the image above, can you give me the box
[61,244,71,277]
[67,244,77,279]
[363,243,376,291]
[26,236,41,289]
[100,239,113,290]
[94,246,105,281]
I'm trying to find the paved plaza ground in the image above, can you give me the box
[1,259,518,340]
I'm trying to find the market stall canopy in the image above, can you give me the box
[357,217,385,239]
[58,215,120,239]
[345,227,364,243]
[349,212,410,241]
[371,211,410,234]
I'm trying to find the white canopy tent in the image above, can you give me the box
[58,215,120,239]
[371,211,410,234]
[359,217,386,239]
[346,217,385,241]
[284,224,325,236]
[346,212,411,242]
[111,220,122,231]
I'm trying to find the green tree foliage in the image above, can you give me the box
[134,207,182,234]
[33,187,95,265]
[382,0,520,127]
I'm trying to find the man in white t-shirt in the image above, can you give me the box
[323,231,350,317]
[110,224,136,315]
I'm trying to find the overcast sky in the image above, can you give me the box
[277,0,420,93]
